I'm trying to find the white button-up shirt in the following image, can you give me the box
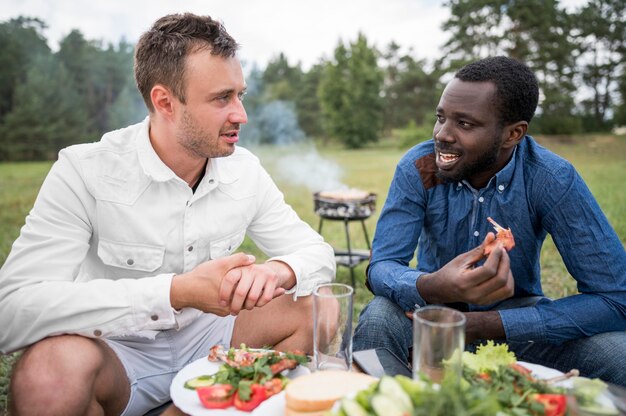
[0,119,335,353]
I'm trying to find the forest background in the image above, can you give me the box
[0,0,625,413]
[1,0,625,159]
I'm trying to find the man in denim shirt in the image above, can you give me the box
[353,56,626,386]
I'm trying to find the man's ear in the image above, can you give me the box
[150,85,175,118]
[503,121,528,149]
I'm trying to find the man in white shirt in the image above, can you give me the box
[0,13,335,415]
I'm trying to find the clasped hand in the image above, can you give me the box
[170,253,288,316]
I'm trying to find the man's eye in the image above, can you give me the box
[459,120,472,128]
[238,92,246,101]
[436,114,444,123]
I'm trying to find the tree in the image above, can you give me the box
[318,33,384,148]
[441,0,580,134]
[380,42,442,135]
[0,17,50,122]
[0,55,91,160]
[575,0,626,131]
[294,63,325,138]
[57,31,132,136]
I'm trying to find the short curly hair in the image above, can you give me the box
[135,13,239,112]
[455,56,539,125]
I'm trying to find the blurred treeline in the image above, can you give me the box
[0,0,625,160]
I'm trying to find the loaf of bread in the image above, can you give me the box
[285,371,377,414]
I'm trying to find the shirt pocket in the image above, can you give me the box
[209,229,246,260]
[97,239,165,273]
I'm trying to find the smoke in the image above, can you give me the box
[239,67,347,192]
[242,100,306,146]
[275,146,347,192]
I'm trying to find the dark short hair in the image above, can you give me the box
[134,13,239,112]
[455,56,539,125]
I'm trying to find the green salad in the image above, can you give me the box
[327,342,618,416]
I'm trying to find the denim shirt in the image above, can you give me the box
[368,136,626,344]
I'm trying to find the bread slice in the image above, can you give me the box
[285,371,377,413]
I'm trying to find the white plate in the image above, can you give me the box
[514,362,617,412]
[170,355,310,416]
[516,361,569,385]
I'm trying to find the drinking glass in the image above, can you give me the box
[313,283,354,371]
[412,305,466,383]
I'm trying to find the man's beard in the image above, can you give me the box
[435,136,501,184]
[177,109,235,159]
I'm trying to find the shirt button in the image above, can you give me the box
[498,185,505,192]
[151,314,159,321]
[208,179,215,184]
[126,259,134,266]
[473,231,479,237]
[188,246,194,252]
[94,330,102,337]
[478,197,484,203]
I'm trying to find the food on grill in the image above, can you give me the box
[284,371,377,415]
[314,190,377,220]
[483,217,515,255]
[318,188,371,201]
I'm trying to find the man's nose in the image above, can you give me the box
[434,122,452,142]
[229,98,247,125]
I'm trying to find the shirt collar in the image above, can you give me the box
[457,145,519,193]
[135,117,178,183]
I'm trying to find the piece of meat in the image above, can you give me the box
[484,217,515,255]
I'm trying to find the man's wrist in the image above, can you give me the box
[265,260,296,290]
[416,272,442,304]
[170,273,188,311]
[464,311,505,344]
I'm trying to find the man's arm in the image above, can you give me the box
[497,163,626,344]
[0,151,175,353]
[242,166,336,297]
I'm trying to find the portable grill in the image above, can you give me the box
[313,190,377,288]
[313,191,377,220]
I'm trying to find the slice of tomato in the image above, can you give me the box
[263,378,284,397]
[234,384,268,412]
[533,394,567,416]
[197,384,234,409]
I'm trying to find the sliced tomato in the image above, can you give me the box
[263,378,284,397]
[234,384,268,412]
[533,394,567,416]
[197,384,234,409]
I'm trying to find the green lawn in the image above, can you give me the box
[0,134,625,413]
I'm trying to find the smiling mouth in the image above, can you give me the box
[436,150,461,169]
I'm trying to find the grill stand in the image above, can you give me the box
[318,217,371,289]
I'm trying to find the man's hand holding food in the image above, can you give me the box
[417,233,515,306]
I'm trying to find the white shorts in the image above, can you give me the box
[105,313,236,416]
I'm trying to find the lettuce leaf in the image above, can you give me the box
[462,341,516,374]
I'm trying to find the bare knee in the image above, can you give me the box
[10,335,125,416]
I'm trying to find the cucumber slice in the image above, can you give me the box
[377,376,413,412]
[340,397,369,416]
[184,375,215,390]
[371,394,408,416]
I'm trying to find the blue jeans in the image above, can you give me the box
[353,296,626,387]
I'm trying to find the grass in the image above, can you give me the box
[0,134,624,412]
